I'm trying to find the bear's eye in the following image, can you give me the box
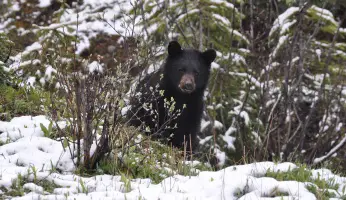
[194,71,199,76]
[178,68,186,73]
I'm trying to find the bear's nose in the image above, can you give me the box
[183,83,194,91]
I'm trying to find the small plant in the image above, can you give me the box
[40,121,53,138]
[78,178,88,194]
[120,173,132,193]
[0,136,11,146]
[98,129,213,184]
[29,166,38,183]
[266,164,311,183]
[36,179,59,194]
[0,84,45,119]
[266,165,342,199]
[6,174,26,197]
[49,160,58,173]
[306,184,336,200]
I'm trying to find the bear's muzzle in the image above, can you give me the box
[179,74,196,93]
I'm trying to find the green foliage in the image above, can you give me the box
[35,179,59,194]
[306,184,337,200]
[266,165,311,182]
[0,85,45,119]
[0,65,9,85]
[266,165,344,199]
[307,6,346,39]
[16,28,76,90]
[1,167,59,197]
[0,33,13,63]
[133,0,252,167]
[40,121,54,138]
[0,33,14,85]
[120,173,132,192]
[78,179,88,194]
[98,132,213,184]
[5,174,26,197]
[135,0,246,52]
[29,166,38,183]
[0,0,346,177]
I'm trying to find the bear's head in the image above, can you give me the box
[164,41,216,94]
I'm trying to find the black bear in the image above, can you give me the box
[127,41,216,152]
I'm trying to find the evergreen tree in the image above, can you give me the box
[0,33,14,84]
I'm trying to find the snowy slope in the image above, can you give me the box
[0,116,346,200]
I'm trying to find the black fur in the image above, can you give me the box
[127,41,216,151]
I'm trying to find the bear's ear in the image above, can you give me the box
[168,41,182,56]
[202,49,216,64]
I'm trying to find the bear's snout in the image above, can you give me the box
[179,74,196,93]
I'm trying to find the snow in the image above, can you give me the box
[310,5,334,19]
[222,135,236,150]
[309,5,338,26]
[25,0,135,56]
[210,0,236,10]
[11,2,20,11]
[25,42,42,52]
[260,62,280,76]
[0,115,50,142]
[76,35,91,55]
[334,50,346,57]
[223,126,236,150]
[230,53,247,64]
[340,28,346,34]
[230,30,250,45]
[87,61,104,73]
[0,117,73,176]
[23,76,36,86]
[214,120,223,129]
[313,134,346,164]
[240,111,250,125]
[211,62,220,69]
[38,0,51,8]
[216,51,246,65]
[280,19,296,35]
[336,123,343,131]
[0,18,13,30]
[121,106,130,116]
[315,49,322,61]
[176,9,199,21]
[270,35,289,60]
[214,148,226,166]
[45,65,56,80]
[229,72,262,88]
[269,7,299,37]
[200,119,211,132]
[1,115,346,199]
[314,40,330,47]
[10,42,42,71]
[213,13,231,26]
[23,183,45,194]
[146,62,161,75]
[199,135,212,145]
[311,168,346,196]
[225,126,236,136]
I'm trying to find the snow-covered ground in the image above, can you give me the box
[0,116,346,200]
